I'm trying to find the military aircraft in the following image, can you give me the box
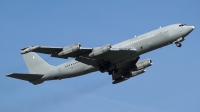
[7,23,194,85]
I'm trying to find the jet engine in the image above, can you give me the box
[135,59,152,70]
[122,69,146,80]
[130,69,146,77]
[113,59,152,84]
[89,44,111,57]
[58,43,81,56]
[112,69,146,84]
[113,69,147,84]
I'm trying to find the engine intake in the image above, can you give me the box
[58,43,81,56]
[89,44,111,57]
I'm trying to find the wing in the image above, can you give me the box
[111,57,153,84]
[21,44,137,65]
[112,56,139,78]
[20,45,93,59]
[20,45,63,54]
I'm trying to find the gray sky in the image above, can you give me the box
[1,0,199,112]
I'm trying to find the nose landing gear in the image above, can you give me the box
[174,37,184,47]
[175,42,182,47]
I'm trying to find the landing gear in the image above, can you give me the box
[114,69,118,73]
[99,61,112,73]
[175,42,182,47]
[108,69,118,75]
[98,60,118,75]
[175,37,184,47]
[99,66,105,73]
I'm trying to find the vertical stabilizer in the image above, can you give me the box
[20,47,54,74]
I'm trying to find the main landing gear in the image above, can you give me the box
[108,69,118,75]
[99,61,111,73]
[98,60,118,75]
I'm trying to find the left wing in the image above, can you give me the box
[112,58,152,84]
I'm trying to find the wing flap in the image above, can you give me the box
[51,47,93,59]
[91,48,137,63]
[75,56,98,66]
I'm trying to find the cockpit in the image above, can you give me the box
[179,24,187,27]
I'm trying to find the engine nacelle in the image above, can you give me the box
[89,44,111,57]
[113,69,146,84]
[113,60,152,84]
[58,43,81,56]
[130,69,146,77]
[135,59,152,70]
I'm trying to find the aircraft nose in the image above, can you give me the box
[182,25,195,36]
[186,25,195,32]
[189,25,195,31]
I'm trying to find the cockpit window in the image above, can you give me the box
[179,24,187,27]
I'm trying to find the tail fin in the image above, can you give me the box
[21,47,54,74]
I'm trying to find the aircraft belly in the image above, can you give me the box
[60,63,97,78]
[115,56,138,69]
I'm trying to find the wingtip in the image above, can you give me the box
[6,73,17,77]
[20,45,40,54]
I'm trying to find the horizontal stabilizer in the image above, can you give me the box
[7,73,44,81]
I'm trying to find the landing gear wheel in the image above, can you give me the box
[99,66,105,73]
[105,62,111,70]
[108,71,112,75]
[113,69,118,73]
[176,42,182,47]
[108,69,118,75]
